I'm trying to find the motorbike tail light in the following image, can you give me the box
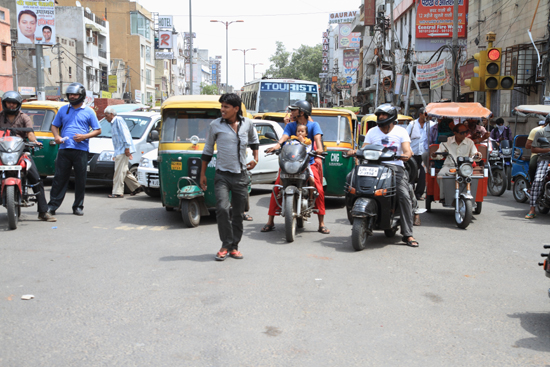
[349,186,356,194]
[374,189,387,196]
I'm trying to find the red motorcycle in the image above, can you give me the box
[0,128,40,229]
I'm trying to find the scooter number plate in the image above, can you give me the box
[0,165,21,171]
[358,167,379,177]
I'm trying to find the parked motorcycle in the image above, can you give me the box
[266,137,326,242]
[487,139,512,196]
[0,128,41,230]
[534,137,550,215]
[344,145,418,251]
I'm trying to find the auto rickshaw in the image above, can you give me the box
[20,101,68,178]
[261,112,288,129]
[424,102,490,228]
[158,95,250,227]
[358,113,413,142]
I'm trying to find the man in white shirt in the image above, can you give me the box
[406,107,428,201]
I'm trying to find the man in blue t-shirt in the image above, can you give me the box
[47,83,101,216]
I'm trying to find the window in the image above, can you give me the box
[141,69,144,82]
[2,46,6,61]
[130,12,151,39]
[255,124,278,145]
[146,69,152,86]
[0,11,5,21]
[141,45,144,57]
[69,66,72,79]
[146,46,151,62]
[48,67,51,75]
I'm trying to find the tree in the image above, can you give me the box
[265,42,323,83]
[200,83,218,95]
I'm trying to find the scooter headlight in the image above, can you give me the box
[458,163,473,177]
[501,148,512,156]
[0,152,19,165]
[283,161,302,175]
[98,150,115,162]
[489,151,499,157]
[363,150,382,160]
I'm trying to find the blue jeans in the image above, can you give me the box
[48,149,88,211]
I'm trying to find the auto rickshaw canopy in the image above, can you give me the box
[514,104,550,117]
[425,102,492,121]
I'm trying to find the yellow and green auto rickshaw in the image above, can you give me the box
[20,101,68,178]
[358,113,413,141]
[261,111,288,129]
[158,95,250,227]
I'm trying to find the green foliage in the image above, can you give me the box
[266,42,322,83]
[200,83,219,95]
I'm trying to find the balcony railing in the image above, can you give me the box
[84,12,93,21]
[98,49,107,58]
[95,17,106,27]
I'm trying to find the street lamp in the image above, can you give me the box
[210,19,244,93]
[245,62,263,81]
[232,48,256,86]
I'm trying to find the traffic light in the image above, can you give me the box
[465,51,486,92]
[484,47,501,90]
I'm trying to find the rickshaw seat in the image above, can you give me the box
[513,135,530,161]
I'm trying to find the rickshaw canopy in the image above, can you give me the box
[514,104,550,117]
[425,102,492,121]
[161,95,222,110]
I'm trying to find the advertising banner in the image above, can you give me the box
[416,59,446,82]
[100,91,112,98]
[134,90,142,103]
[343,49,359,75]
[416,0,466,39]
[329,10,358,24]
[108,75,117,93]
[338,24,361,49]
[364,0,376,26]
[18,86,35,95]
[16,0,55,45]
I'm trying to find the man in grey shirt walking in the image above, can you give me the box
[200,93,259,261]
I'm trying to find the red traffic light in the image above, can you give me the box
[487,48,501,61]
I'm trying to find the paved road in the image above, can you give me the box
[1,183,549,366]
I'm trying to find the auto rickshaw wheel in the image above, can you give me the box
[473,202,482,214]
[351,218,369,251]
[512,177,528,203]
[537,200,550,215]
[181,199,201,227]
[455,198,473,229]
[425,195,433,212]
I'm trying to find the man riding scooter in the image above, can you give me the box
[348,104,418,247]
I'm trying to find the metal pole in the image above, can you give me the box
[243,50,246,85]
[451,0,459,101]
[389,0,395,104]
[225,23,229,93]
[375,66,380,107]
[189,0,193,95]
[404,64,413,116]
[35,45,45,101]
[57,43,63,98]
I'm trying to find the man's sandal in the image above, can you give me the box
[402,236,419,247]
[215,249,228,261]
[318,226,330,234]
[108,194,124,198]
[229,250,243,259]
[525,213,537,219]
[244,214,253,221]
[261,224,275,232]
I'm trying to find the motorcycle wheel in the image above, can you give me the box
[384,226,398,238]
[473,202,482,215]
[6,185,18,230]
[181,199,201,228]
[455,198,473,229]
[537,200,550,215]
[426,195,433,213]
[488,169,506,196]
[351,218,369,251]
[284,196,297,242]
[512,177,528,203]
[505,165,512,190]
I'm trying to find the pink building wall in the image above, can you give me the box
[0,6,12,95]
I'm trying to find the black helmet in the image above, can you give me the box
[65,82,86,106]
[289,100,312,117]
[545,114,550,126]
[1,91,23,115]
[374,103,398,127]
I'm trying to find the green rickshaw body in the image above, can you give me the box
[21,101,68,177]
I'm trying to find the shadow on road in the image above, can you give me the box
[159,254,213,262]
[508,312,550,352]
[118,207,217,229]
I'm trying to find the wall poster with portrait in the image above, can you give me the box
[16,0,55,45]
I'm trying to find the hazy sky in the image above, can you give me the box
[137,0,362,89]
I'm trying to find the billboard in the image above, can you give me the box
[329,10,358,24]
[338,24,361,49]
[416,0,467,39]
[108,75,117,93]
[16,0,55,45]
[364,0,376,26]
[343,49,360,75]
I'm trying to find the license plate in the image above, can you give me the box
[149,179,159,187]
[358,166,379,177]
[171,162,182,171]
[0,165,21,171]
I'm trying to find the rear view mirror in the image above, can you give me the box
[149,130,159,142]
[264,132,277,141]
[358,134,366,146]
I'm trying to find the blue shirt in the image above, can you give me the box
[110,115,136,156]
[52,104,100,151]
[283,121,323,164]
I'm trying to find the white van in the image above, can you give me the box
[86,112,161,189]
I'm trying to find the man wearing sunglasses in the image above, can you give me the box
[431,123,482,201]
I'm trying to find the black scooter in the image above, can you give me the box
[344,145,417,251]
[487,139,512,196]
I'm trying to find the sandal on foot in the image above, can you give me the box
[402,236,419,247]
[229,250,243,259]
[215,249,228,261]
[244,214,253,221]
[261,224,275,232]
[108,194,124,198]
[318,226,330,234]
[525,213,537,219]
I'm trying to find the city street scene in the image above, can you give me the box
[1,0,550,365]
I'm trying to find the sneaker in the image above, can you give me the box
[38,212,57,222]
[73,208,84,216]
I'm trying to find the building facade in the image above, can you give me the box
[0,6,12,95]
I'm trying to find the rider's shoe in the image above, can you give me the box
[38,212,57,222]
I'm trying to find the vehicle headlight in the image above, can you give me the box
[501,148,512,155]
[0,152,19,165]
[140,158,151,167]
[490,151,499,157]
[459,163,473,177]
[189,135,200,145]
[283,161,302,174]
[363,150,382,160]
[98,150,115,162]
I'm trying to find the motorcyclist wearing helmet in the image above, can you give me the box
[348,104,419,247]
[262,100,330,234]
[0,91,56,222]
[525,114,550,219]
[47,83,101,216]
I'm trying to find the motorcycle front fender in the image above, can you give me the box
[1,178,22,195]
[459,192,474,201]
[284,186,298,196]
[351,197,378,218]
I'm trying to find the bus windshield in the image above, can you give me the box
[252,81,319,113]
[161,109,221,143]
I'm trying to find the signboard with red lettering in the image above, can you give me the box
[416,0,467,39]
[158,31,173,49]
[364,0,376,26]
[16,0,56,45]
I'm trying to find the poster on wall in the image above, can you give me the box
[343,49,359,75]
[16,0,55,45]
[338,24,361,48]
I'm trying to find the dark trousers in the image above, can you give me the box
[390,165,414,238]
[529,155,538,185]
[48,149,88,211]
[412,155,426,199]
[214,170,249,251]
[26,156,48,213]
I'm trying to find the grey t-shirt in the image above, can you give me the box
[202,116,259,174]
[532,125,550,161]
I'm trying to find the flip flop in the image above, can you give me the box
[318,226,330,234]
[108,194,124,198]
[215,249,228,261]
[229,250,243,259]
[402,236,419,247]
[261,224,275,232]
[525,213,537,219]
[244,214,253,221]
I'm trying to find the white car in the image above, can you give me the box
[136,120,284,197]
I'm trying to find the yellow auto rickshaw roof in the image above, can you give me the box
[313,108,357,119]
[362,114,413,122]
[161,95,222,110]
[22,101,68,110]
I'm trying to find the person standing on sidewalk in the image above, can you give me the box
[104,107,143,198]
[47,83,101,216]
[200,93,259,261]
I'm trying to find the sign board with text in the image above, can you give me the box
[416,0,467,39]
[108,75,117,93]
[158,31,174,49]
[16,0,56,45]
[416,59,446,82]
[329,10,358,24]
[158,16,173,29]
[155,51,174,60]
[364,0,376,26]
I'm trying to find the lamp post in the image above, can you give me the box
[210,19,244,93]
[245,62,263,81]
[232,48,256,86]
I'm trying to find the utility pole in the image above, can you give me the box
[451,0,459,101]
[35,45,45,101]
[389,0,396,104]
[127,65,131,100]
[56,43,63,98]
[189,0,194,95]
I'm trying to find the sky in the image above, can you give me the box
[137,0,362,90]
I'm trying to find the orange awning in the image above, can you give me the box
[425,102,492,120]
